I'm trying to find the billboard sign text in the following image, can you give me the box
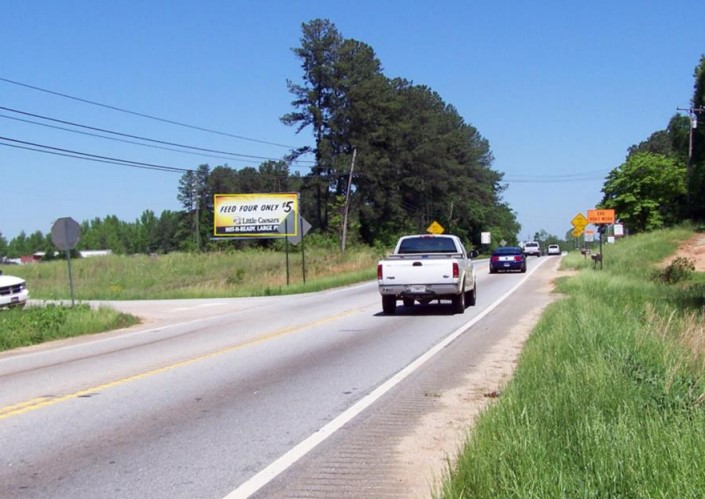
[214,193,299,237]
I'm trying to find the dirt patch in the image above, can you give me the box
[665,233,705,271]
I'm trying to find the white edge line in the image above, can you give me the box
[224,257,550,498]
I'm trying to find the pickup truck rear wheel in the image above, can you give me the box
[452,287,466,314]
[382,295,396,314]
[466,282,477,306]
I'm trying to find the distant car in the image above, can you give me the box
[523,241,541,257]
[0,270,29,309]
[547,244,561,255]
[490,246,527,273]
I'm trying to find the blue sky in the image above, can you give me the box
[2,1,704,243]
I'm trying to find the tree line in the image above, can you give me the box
[598,55,705,234]
[1,18,521,259]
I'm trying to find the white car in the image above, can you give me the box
[0,271,29,309]
[547,244,561,255]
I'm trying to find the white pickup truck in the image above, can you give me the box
[377,234,478,315]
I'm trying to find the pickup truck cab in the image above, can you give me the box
[377,234,477,315]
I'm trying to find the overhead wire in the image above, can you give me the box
[0,76,299,149]
[0,113,252,165]
[0,136,190,173]
[504,168,609,183]
[0,135,329,180]
[0,106,314,166]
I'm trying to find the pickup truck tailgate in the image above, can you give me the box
[379,258,456,285]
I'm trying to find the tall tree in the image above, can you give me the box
[7,231,29,258]
[258,160,300,192]
[627,114,689,163]
[282,19,344,231]
[282,18,517,247]
[600,152,686,233]
[138,209,160,254]
[177,165,209,251]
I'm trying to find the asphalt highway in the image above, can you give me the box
[0,255,559,498]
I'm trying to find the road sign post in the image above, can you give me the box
[51,217,81,306]
[571,212,588,251]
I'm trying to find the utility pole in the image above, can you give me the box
[677,105,705,214]
[341,147,356,252]
[192,177,201,251]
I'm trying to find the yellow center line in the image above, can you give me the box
[0,306,365,421]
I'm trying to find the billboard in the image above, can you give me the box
[213,193,299,237]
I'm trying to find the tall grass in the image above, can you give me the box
[8,246,381,300]
[0,304,138,351]
[439,227,705,497]
[1,245,381,351]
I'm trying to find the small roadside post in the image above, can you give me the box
[587,209,615,270]
[51,217,81,306]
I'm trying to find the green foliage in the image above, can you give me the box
[600,152,686,233]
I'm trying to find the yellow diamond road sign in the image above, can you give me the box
[427,221,445,234]
[571,212,588,230]
[571,228,583,238]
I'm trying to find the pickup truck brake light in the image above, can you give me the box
[377,263,383,280]
[452,262,459,278]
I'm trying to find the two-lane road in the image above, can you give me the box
[0,255,560,498]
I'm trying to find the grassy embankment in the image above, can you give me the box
[0,245,380,351]
[438,227,705,498]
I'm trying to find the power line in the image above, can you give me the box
[504,176,607,183]
[0,105,314,166]
[504,169,609,183]
[0,113,247,164]
[0,112,313,169]
[0,76,300,149]
[0,136,190,173]
[0,135,329,179]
